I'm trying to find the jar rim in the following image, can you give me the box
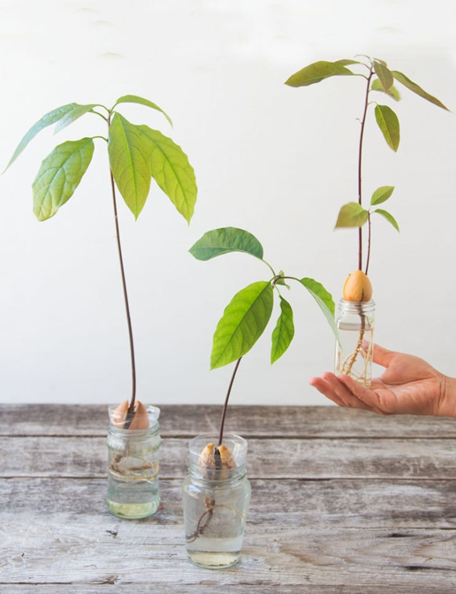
[189,433,248,467]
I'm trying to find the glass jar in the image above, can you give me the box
[106,404,161,519]
[335,298,375,387]
[182,433,251,569]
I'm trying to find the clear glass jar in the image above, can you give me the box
[106,404,161,519]
[182,433,251,569]
[335,298,375,387]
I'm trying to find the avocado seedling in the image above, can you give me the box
[285,56,449,385]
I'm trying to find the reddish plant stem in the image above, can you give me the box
[218,357,242,446]
[365,213,372,276]
[357,64,374,272]
[107,116,137,415]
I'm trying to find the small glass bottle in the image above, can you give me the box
[182,433,251,569]
[335,298,375,387]
[106,405,161,519]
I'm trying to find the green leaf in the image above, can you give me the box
[113,94,173,126]
[189,227,264,261]
[299,278,339,342]
[373,60,394,90]
[54,104,99,134]
[4,103,77,171]
[108,113,152,219]
[370,186,395,206]
[32,138,94,221]
[211,281,274,369]
[375,105,400,152]
[271,296,295,364]
[371,79,401,101]
[335,59,362,66]
[335,202,369,228]
[137,126,197,223]
[392,71,449,111]
[372,208,400,232]
[285,61,355,87]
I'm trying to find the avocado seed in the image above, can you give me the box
[343,270,373,302]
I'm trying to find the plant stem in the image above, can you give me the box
[365,213,372,276]
[107,116,137,415]
[218,357,242,446]
[357,63,374,271]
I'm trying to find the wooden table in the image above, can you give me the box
[1,404,456,593]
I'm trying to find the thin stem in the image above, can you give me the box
[218,357,242,446]
[365,213,372,276]
[107,115,137,414]
[357,63,374,271]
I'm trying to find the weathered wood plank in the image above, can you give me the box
[2,478,456,529]
[1,516,455,589]
[2,436,456,480]
[2,404,456,438]
[0,580,454,594]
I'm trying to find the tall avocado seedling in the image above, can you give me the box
[285,56,449,385]
[5,95,197,424]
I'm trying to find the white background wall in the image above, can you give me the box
[0,0,455,406]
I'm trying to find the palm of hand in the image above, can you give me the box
[370,353,444,416]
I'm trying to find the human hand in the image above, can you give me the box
[310,344,455,417]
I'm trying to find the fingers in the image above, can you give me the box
[337,374,386,413]
[371,344,397,368]
[310,373,375,412]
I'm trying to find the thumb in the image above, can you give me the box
[372,344,396,368]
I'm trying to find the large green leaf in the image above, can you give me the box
[4,103,77,171]
[372,208,400,232]
[32,138,94,221]
[211,281,274,369]
[373,60,394,91]
[113,94,173,126]
[189,227,264,261]
[108,113,152,219]
[371,79,401,101]
[54,104,100,134]
[335,202,369,228]
[271,296,295,364]
[137,126,197,223]
[285,61,354,87]
[370,186,395,206]
[299,278,339,341]
[375,105,400,152]
[392,71,449,111]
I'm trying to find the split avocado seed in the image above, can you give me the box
[198,443,237,476]
[112,400,150,430]
[343,270,373,302]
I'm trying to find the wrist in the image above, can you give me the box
[438,375,456,418]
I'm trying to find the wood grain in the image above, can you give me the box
[1,405,456,593]
[2,435,456,480]
[2,404,456,438]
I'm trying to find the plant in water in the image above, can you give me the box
[285,56,449,385]
[186,226,338,542]
[5,96,197,423]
